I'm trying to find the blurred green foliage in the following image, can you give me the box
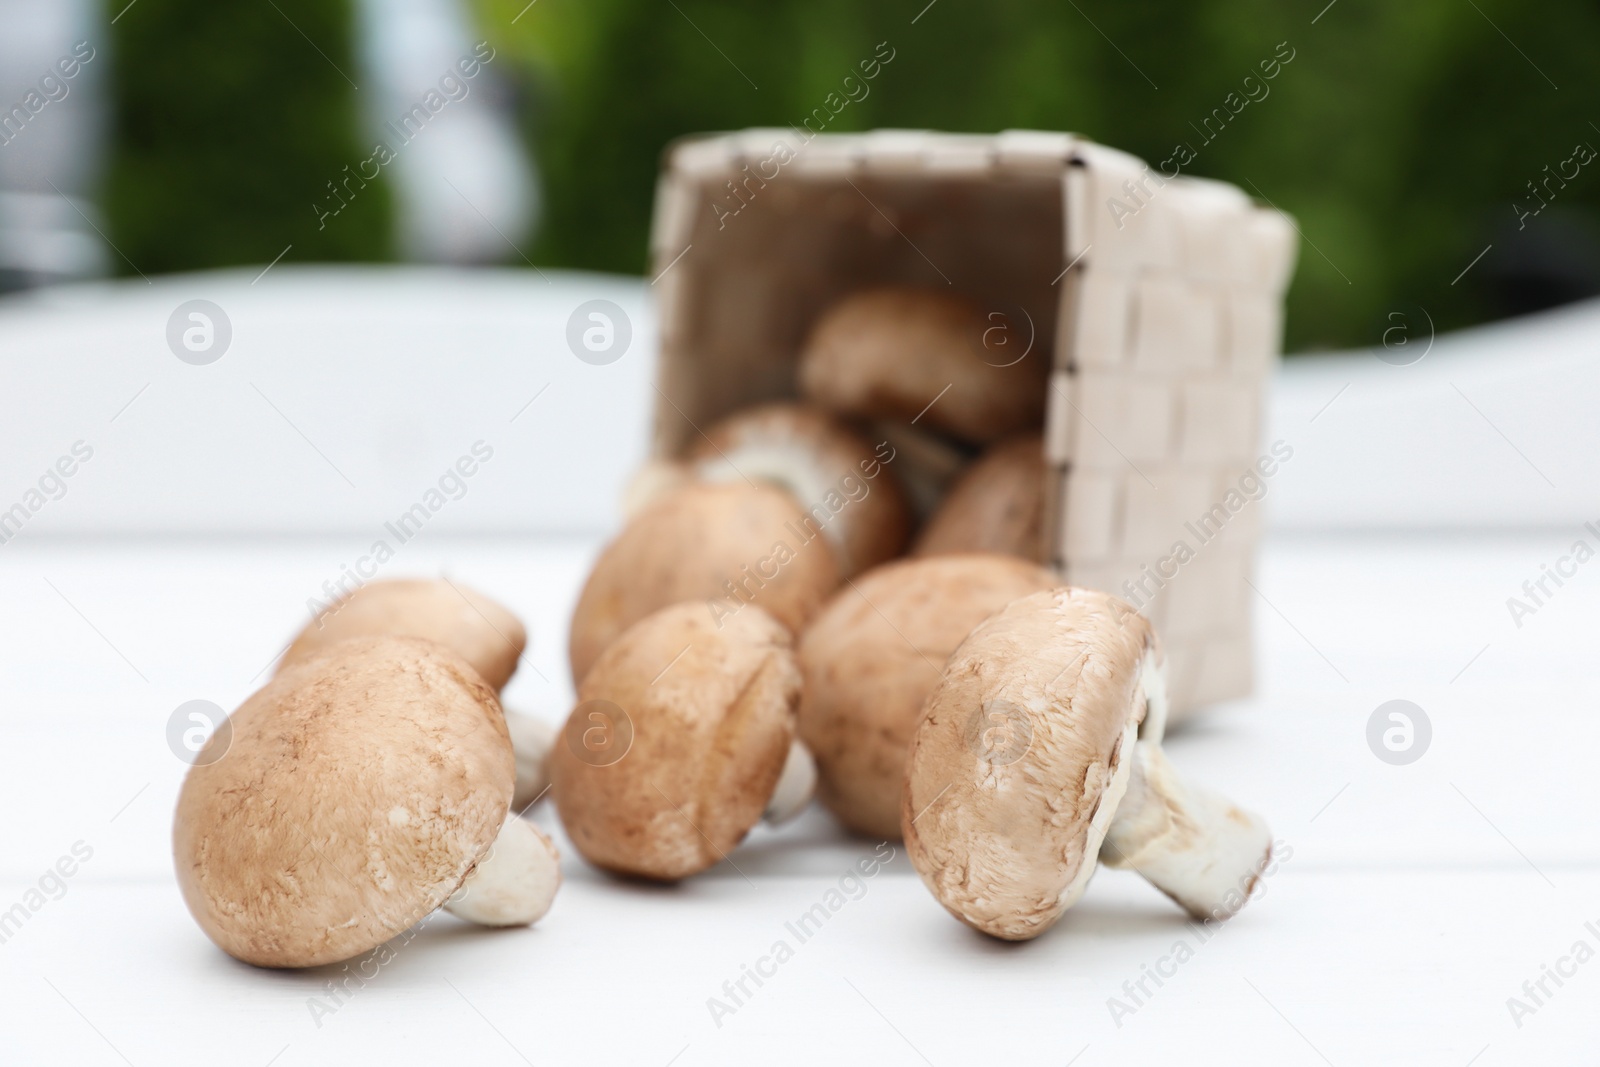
[477,0,1600,350]
[105,0,391,274]
[101,0,1600,350]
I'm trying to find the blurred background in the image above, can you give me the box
[1,0,1597,351]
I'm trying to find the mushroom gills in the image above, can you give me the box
[869,419,973,520]
[1056,713,1139,913]
[1138,652,1169,743]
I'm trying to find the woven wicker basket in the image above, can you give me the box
[645,129,1297,717]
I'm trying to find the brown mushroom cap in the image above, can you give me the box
[798,555,1058,840]
[281,578,525,690]
[567,482,840,685]
[913,432,1048,563]
[620,457,693,519]
[552,602,801,880]
[798,287,1048,446]
[174,637,514,967]
[903,587,1154,940]
[689,402,913,578]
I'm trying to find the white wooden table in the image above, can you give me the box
[0,530,1592,1066]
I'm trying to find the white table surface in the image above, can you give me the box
[1,529,1593,1066]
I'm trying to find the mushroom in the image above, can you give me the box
[798,554,1058,840]
[798,287,1048,446]
[281,577,556,811]
[868,418,974,520]
[567,482,840,685]
[620,457,692,519]
[912,432,1048,563]
[688,403,912,578]
[551,601,808,880]
[174,637,560,967]
[903,588,1271,941]
[283,577,523,689]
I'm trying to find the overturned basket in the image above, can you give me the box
[645,129,1297,719]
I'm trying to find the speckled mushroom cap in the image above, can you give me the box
[798,287,1048,446]
[552,602,801,881]
[689,402,913,578]
[913,433,1048,563]
[798,555,1058,840]
[174,636,514,968]
[281,578,525,690]
[903,587,1156,941]
[567,482,839,685]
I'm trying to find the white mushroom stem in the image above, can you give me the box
[1099,741,1272,922]
[444,815,561,927]
[763,739,818,825]
[503,710,555,812]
